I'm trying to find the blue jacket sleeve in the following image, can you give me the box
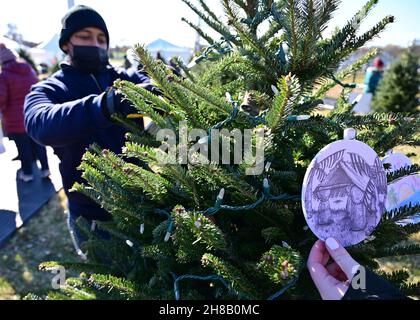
[113,68,151,86]
[24,81,113,148]
[124,68,150,85]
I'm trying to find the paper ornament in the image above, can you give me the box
[382,151,420,212]
[383,151,413,173]
[386,176,420,212]
[302,130,387,247]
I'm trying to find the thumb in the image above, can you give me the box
[325,238,361,281]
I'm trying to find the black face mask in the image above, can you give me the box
[70,44,109,74]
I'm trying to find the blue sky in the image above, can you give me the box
[327,0,420,47]
[0,0,418,48]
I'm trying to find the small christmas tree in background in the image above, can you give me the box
[17,48,39,75]
[372,47,420,114]
[37,0,420,300]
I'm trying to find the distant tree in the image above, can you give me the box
[17,48,38,75]
[372,47,420,114]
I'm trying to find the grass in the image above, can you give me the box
[377,232,420,285]
[0,190,78,300]
[324,72,365,100]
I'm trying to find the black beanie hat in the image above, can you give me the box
[59,5,110,53]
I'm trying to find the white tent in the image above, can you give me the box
[146,39,192,64]
[29,34,63,66]
[0,36,24,51]
[37,34,61,57]
[127,38,192,70]
[28,48,56,67]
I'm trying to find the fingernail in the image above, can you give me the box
[326,238,339,250]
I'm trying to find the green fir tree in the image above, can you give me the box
[36,0,419,300]
[372,47,420,114]
[17,48,39,75]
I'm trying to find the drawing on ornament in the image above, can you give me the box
[382,152,412,173]
[302,140,387,247]
[382,152,420,212]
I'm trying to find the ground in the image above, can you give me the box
[0,190,78,299]
[377,232,420,285]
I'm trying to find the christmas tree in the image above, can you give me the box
[372,47,420,114]
[37,0,420,300]
[17,48,39,75]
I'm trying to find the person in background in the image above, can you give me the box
[307,238,409,300]
[24,5,154,258]
[364,57,385,95]
[0,43,50,182]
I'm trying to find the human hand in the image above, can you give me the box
[103,87,137,118]
[307,238,361,300]
[136,82,164,96]
[104,83,164,119]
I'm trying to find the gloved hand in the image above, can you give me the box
[103,84,163,119]
[136,82,164,96]
[103,87,139,119]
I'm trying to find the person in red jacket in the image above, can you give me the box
[0,43,50,182]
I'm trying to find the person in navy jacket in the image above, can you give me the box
[24,5,151,257]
